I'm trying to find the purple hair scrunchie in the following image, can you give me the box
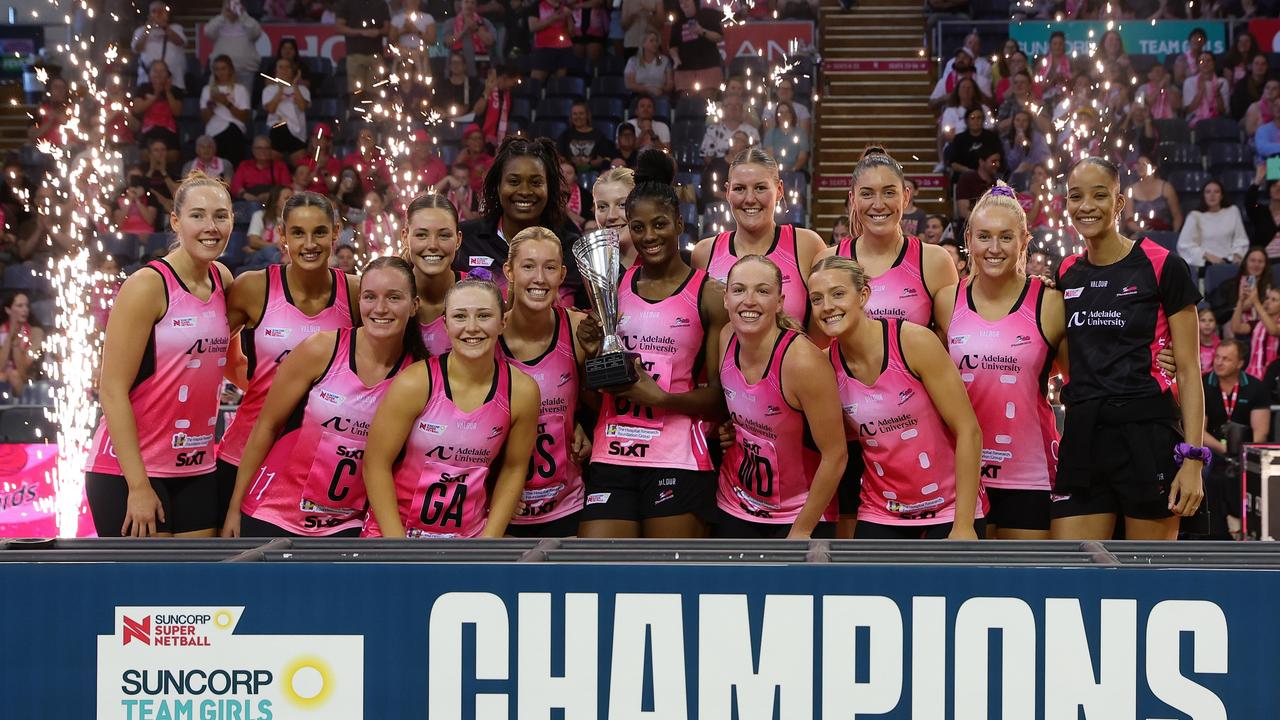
[988,184,1018,200]
[467,267,494,282]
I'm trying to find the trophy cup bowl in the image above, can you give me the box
[572,229,640,390]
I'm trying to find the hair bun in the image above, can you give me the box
[633,148,676,187]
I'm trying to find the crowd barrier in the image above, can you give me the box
[1,538,1277,718]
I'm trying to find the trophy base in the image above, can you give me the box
[585,351,641,390]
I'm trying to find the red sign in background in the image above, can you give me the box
[1249,19,1280,53]
[0,444,96,538]
[722,21,814,64]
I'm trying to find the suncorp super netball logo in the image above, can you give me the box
[98,606,363,719]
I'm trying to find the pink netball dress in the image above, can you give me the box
[219,265,353,467]
[835,235,932,326]
[419,271,468,356]
[87,260,229,477]
[367,354,514,538]
[501,307,584,525]
[947,278,1058,491]
[591,266,714,472]
[239,328,409,535]
[831,318,983,525]
[706,225,810,322]
[718,330,837,524]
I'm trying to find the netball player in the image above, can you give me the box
[221,257,423,537]
[403,193,466,355]
[715,255,846,539]
[86,171,234,537]
[218,192,358,524]
[577,149,729,538]
[817,147,958,327]
[363,278,540,538]
[811,256,984,539]
[934,183,1066,539]
[499,227,590,536]
[593,167,638,269]
[692,147,827,322]
[1052,157,1205,540]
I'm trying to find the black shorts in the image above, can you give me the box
[532,47,576,73]
[1052,419,1178,521]
[269,125,306,156]
[215,458,238,526]
[712,510,836,539]
[505,511,583,538]
[86,471,219,536]
[837,441,865,517]
[985,488,1051,531]
[239,512,361,538]
[581,464,715,522]
[854,517,987,540]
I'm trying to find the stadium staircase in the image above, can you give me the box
[814,0,943,232]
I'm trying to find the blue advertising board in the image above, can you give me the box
[0,562,1273,718]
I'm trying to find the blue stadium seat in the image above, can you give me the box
[536,97,574,121]
[1204,263,1239,298]
[780,205,806,226]
[530,120,567,140]
[2,263,38,291]
[0,407,56,443]
[545,76,586,100]
[1140,230,1178,253]
[1157,142,1202,173]
[99,234,139,264]
[1170,169,1211,194]
[589,97,625,126]
[593,121,618,141]
[1206,143,1252,173]
[434,122,466,144]
[727,55,766,80]
[220,231,247,270]
[563,55,592,80]
[513,78,543,102]
[631,96,671,124]
[1194,117,1241,147]
[145,232,172,258]
[675,172,702,198]
[1152,118,1192,145]
[672,119,706,146]
[1128,54,1159,76]
[969,0,1010,19]
[308,98,340,121]
[1220,169,1254,195]
[578,171,599,194]
[596,55,626,77]
[438,144,460,166]
[30,299,55,329]
[180,96,201,120]
[675,96,707,123]
[510,98,533,125]
[680,202,698,230]
[590,76,629,100]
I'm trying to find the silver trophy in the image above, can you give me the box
[572,229,639,390]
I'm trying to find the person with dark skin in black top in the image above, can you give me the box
[455,136,586,306]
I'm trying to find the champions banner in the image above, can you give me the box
[1010,20,1228,60]
[0,562,1275,717]
[0,443,94,538]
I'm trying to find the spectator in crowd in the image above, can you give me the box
[455,124,495,194]
[342,125,393,194]
[333,244,358,274]
[930,47,992,113]
[112,170,160,236]
[1135,63,1181,120]
[1223,31,1262,85]
[297,125,343,194]
[1035,31,1072,103]
[669,0,724,96]
[390,0,437,63]
[359,188,397,257]
[334,167,365,219]
[200,55,251,167]
[439,0,498,79]
[701,96,758,163]
[27,76,70,146]
[940,238,967,277]
[1026,249,1052,279]
[336,0,390,97]
[1092,30,1130,81]
[762,76,812,134]
[244,185,291,272]
[182,135,233,182]
[433,52,487,119]
[762,101,809,174]
[997,70,1051,133]
[0,290,44,399]
[1240,285,1280,380]
[936,77,984,168]
[1017,163,1058,233]
[1183,27,1209,71]
[394,58,435,120]
[1203,338,1269,537]
[720,75,763,130]
[1208,247,1269,326]
[921,213,946,244]
[131,1,187,91]
[945,106,1001,178]
[434,163,479,220]
[941,32,993,88]
[231,135,291,203]
[621,0,663,59]
[529,0,575,81]
[481,65,521,147]
[1001,108,1048,176]
[559,101,617,173]
[1245,179,1280,259]
[899,178,927,237]
[1197,306,1221,373]
[409,130,449,190]
[0,159,33,229]
[700,129,750,206]
[1178,179,1249,276]
[626,94,671,149]
[1257,97,1280,167]
[262,57,310,163]
[1184,53,1229,126]
[571,0,610,63]
[560,159,586,227]
[1244,79,1279,138]
[624,30,674,98]
[1115,99,1158,166]
[204,0,263,92]
[994,50,1035,107]
[1231,54,1271,121]
[290,163,318,194]
[830,217,850,246]
[611,122,639,168]
[1123,155,1183,234]
[274,38,312,88]
[133,60,182,162]
[102,79,138,150]
[141,139,178,213]
[955,148,1002,220]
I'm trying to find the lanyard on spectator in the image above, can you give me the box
[1221,382,1239,419]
